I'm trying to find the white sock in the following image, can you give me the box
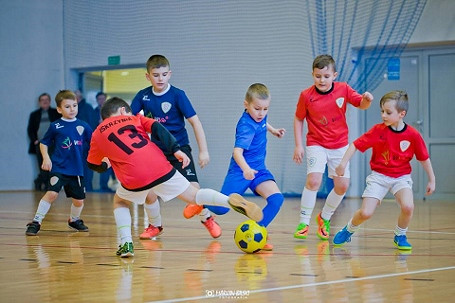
[144,201,161,227]
[321,189,345,220]
[114,207,132,244]
[347,218,360,233]
[195,188,229,207]
[70,203,84,222]
[394,225,408,236]
[199,208,211,221]
[33,200,51,223]
[299,187,317,225]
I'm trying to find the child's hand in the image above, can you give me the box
[293,146,305,164]
[198,151,210,168]
[102,157,111,168]
[335,164,346,177]
[363,92,374,103]
[272,128,286,138]
[243,168,257,180]
[425,180,436,196]
[41,158,52,171]
[175,150,191,169]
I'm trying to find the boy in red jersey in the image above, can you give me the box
[87,97,262,257]
[293,54,374,241]
[333,91,435,250]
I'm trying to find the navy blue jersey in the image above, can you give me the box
[40,118,92,176]
[131,85,196,151]
[227,111,268,173]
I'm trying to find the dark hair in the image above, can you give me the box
[245,83,270,103]
[313,54,336,72]
[55,90,76,108]
[380,90,409,113]
[96,91,106,98]
[101,97,132,120]
[146,54,170,72]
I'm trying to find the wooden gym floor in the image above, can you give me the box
[0,191,454,302]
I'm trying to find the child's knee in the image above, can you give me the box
[358,209,374,221]
[400,203,414,216]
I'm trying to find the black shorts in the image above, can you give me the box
[47,172,86,200]
[165,145,199,183]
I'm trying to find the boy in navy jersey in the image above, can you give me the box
[131,55,220,239]
[26,90,93,236]
[333,91,436,250]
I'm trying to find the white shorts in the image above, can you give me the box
[362,171,413,201]
[306,145,350,178]
[116,171,191,205]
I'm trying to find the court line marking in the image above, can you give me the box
[147,265,455,303]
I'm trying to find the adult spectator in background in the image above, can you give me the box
[75,89,97,191]
[94,92,116,192]
[27,93,61,191]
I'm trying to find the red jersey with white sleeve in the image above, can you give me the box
[87,114,175,190]
[354,123,429,178]
[295,82,363,149]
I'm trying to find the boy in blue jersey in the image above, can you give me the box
[131,55,221,238]
[213,83,286,250]
[26,90,93,236]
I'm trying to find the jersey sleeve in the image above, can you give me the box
[295,91,307,120]
[176,90,197,119]
[130,90,144,115]
[235,121,255,150]
[353,125,378,152]
[39,122,56,146]
[345,84,363,107]
[412,130,430,161]
[87,132,104,165]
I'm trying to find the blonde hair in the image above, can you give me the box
[245,83,270,103]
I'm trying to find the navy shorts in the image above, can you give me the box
[47,172,86,200]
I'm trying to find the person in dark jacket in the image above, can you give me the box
[27,93,61,191]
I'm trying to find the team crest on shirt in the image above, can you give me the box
[76,126,85,136]
[335,97,344,108]
[400,140,410,152]
[161,102,172,113]
[307,157,316,167]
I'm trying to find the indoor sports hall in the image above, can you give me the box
[1,1,454,302]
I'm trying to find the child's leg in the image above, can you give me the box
[394,188,414,231]
[320,176,349,220]
[298,172,322,224]
[333,197,379,245]
[113,197,133,244]
[70,198,84,221]
[32,191,58,223]
[179,186,263,222]
[255,181,284,228]
[392,188,414,250]
[350,197,380,227]
[144,191,161,227]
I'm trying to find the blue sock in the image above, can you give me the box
[204,205,230,215]
[258,193,284,227]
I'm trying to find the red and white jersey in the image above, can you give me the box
[87,115,174,190]
[295,82,363,149]
[354,123,429,178]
